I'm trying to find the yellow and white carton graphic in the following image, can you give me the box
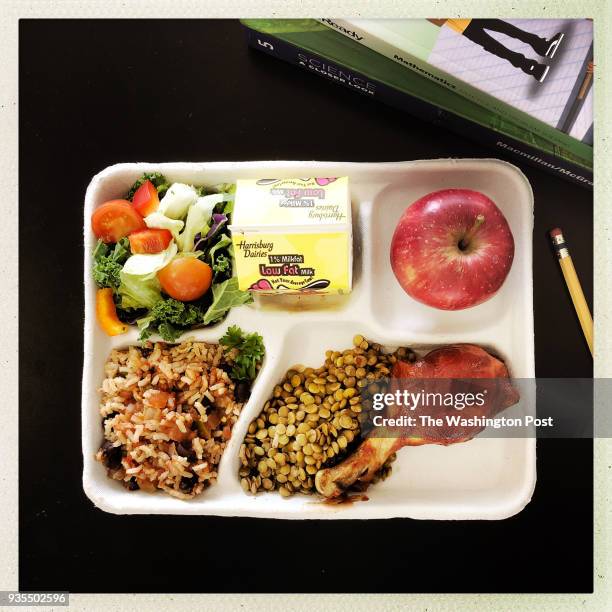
[230,177,352,294]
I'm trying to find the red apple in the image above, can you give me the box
[390,189,514,310]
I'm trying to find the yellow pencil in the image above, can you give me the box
[550,228,593,355]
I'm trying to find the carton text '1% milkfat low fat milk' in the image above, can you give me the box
[230,177,353,294]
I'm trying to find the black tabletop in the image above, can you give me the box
[19,19,593,593]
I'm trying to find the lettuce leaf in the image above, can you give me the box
[144,212,184,241]
[177,194,225,252]
[118,273,162,310]
[117,242,176,309]
[202,277,253,325]
[121,242,177,276]
[157,183,198,219]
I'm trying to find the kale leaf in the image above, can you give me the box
[212,253,230,275]
[137,298,204,342]
[92,238,130,289]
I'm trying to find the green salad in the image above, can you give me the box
[91,172,252,341]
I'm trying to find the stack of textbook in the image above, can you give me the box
[242,19,593,188]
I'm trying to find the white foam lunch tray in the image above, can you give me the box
[82,159,535,519]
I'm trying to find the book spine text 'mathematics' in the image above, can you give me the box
[245,26,593,188]
[318,18,592,163]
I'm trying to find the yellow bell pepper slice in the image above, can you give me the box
[96,288,128,336]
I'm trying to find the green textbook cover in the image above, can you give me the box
[243,19,592,185]
[320,18,593,153]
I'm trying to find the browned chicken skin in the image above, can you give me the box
[315,344,519,498]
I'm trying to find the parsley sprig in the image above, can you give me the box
[220,325,265,382]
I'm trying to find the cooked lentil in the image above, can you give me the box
[239,335,415,496]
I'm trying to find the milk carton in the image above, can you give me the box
[230,177,352,294]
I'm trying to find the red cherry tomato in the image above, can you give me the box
[132,180,160,217]
[128,228,173,254]
[91,199,145,243]
[157,258,213,301]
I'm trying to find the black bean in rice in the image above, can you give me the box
[96,340,249,500]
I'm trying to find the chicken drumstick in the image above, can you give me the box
[315,344,519,498]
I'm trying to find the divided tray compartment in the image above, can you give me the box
[82,159,535,519]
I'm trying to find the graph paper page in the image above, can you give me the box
[429,19,593,130]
